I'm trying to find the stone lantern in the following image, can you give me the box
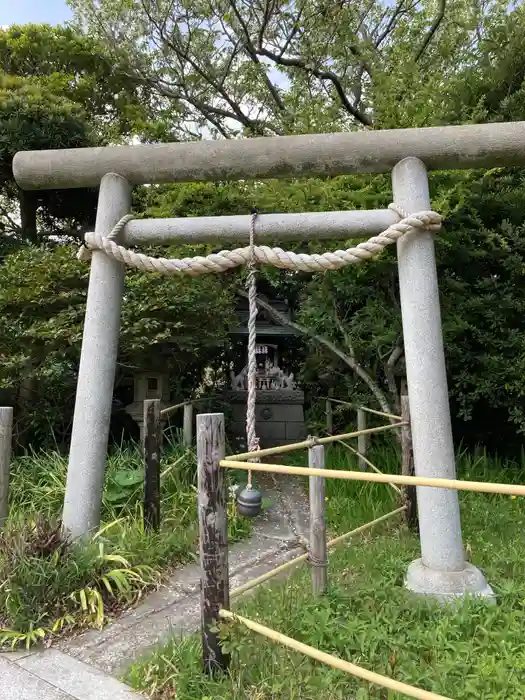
[124,371,171,443]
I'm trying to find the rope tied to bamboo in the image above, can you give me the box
[307,551,329,568]
[77,204,442,274]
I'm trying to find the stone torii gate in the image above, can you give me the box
[14,121,525,600]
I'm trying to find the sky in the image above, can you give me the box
[0,0,72,27]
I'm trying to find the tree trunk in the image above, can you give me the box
[385,343,403,415]
[19,190,38,242]
[400,381,418,532]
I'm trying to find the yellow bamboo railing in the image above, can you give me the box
[221,459,525,497]
[219,610,453,700]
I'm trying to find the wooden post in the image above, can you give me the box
[325,399,333,435]
[309,443,327,595]
[0,407,13,527]
[143,399,161,532]
[357,409,367,471]
[197,413,229,675]
[400,386,418,531]
[183,402,194,447]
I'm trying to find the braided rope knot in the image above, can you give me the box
[307,551,329,568]
[77,214,135,262]
[77,206,442,275]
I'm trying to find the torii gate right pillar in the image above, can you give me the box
[393,157,493,601]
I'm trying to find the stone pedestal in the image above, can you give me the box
[406,559,495,603]
[227,389,305,448]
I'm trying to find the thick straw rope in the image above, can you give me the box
[77,205,442,274]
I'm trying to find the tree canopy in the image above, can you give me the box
[4,2,525,452]
[0,24,150,242]
[68,0,522,136]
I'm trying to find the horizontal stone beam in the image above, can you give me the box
[13,121,525,190]
[123,209,399,245]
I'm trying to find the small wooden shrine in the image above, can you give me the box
[227,294,305,447]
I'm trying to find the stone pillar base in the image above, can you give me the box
[405,559,495,603]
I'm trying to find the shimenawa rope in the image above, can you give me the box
[77,205,442,275]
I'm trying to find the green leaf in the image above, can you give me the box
[113,470,144,487]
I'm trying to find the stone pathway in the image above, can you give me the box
[0,650,140,700]
[2,476,309,698]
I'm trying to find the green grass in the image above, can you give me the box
[126,445,525,699]
[0,439,251,648]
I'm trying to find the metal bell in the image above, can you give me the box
[236,485,262,518]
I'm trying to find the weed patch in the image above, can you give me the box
[1,440,251,648]
[127,447,525,699]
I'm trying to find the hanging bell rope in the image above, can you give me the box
[235,210,263,519]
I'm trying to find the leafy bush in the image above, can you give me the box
[1,439,251,648]
[0,517,154,648]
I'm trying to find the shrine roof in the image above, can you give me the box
[230,323,296,336]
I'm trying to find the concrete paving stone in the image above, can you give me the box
[1,650,34,662]
[0,655,74,700]
[16,649,144,699]
[0,472,309,699]
[63,543,304,676]
[59,533,297,659]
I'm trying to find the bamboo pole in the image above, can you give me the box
[183,402,194,447]
[230,507,406,599]
[359,405,403,421]
[160,400,186,417]
[357,409,367,471]
[335,439,402,495]
[325,506,406,549]
[220,459,525,497]
[0,407,13,527]
[321,398,403,422]
[227,422,406,462]
[309,444,327,595]
[160,394,220,418]
[218,610,453,700]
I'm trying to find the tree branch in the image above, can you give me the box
[129,69,242,137]
[415,0,447,62]
[197,109,231,138]
[278,7,302,57]
[255,45,372,126]
[140,0,265,135]
[374,0,407,49]
[226,0,286,113]
[0,204,22,235]
[237,289,393,416]
[258,0,277,49]
[331,299,356,359]
[385,340,404,413]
